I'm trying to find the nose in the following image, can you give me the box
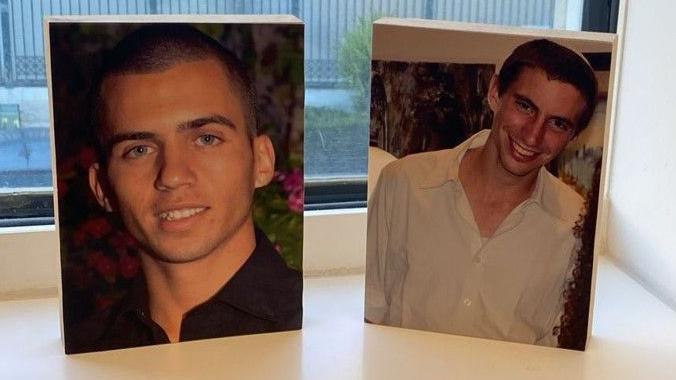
[522,117,546,146]
[154,145,196,191]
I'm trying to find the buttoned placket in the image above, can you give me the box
[449,179,536,331]
[448,181,485,330]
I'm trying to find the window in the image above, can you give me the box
[0,0,602,225]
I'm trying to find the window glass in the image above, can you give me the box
[0,0,589,222]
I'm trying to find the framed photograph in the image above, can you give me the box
[365,18,616,350]
[46,15,304,354]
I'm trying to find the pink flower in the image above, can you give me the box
[287,189,304,213]
[275,168,304,213]
[282,168,303,194]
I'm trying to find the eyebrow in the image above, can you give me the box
[513,94,575,127]
[104,114,238,153]
[177,114,238,131]
[514,94,538,112]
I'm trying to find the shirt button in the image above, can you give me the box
[473,256,482,265]
[463,298,472,306]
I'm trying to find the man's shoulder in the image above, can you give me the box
[239,229,303,328]
[540,170,586,224]
[64,298,142,354]
[380,148,456,188]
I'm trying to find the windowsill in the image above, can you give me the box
[0,223,55,235]
[0,208,368,294]
[1,256,674,379]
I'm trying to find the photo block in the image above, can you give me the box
[365,18,616,350]
[47,16,304,354]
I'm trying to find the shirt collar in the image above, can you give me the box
[419,129,492,189]
[211,227,297,322]
[418,129,547,208]
[118,227,295,323]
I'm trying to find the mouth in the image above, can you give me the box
[508,137,540,162]
[158,207,207,221]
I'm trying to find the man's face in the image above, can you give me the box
[488,67,586,178]
[89,59,274,263]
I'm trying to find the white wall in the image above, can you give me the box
[606,0,676,309]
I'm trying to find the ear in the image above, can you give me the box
[252,135,276,188]
[487,74,501,113]
[88,163,114,212]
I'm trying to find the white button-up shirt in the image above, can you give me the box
[365,130,584,347]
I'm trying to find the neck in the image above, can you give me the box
[465,132,538,202]
[140,222,256,342]
[458,132,540,238]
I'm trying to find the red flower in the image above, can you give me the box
[69,265,92,289]
[119,253,140,279]
[72,229,87,248]
[110,231,138,249]
[58,155,77,175]
[81,217,112,239]
[93,253,117,281]
[56,178,69,199]
[95,295,116,311]
[78,147,97,169]
[85,250,104,268]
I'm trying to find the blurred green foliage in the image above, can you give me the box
[337,16,375,115]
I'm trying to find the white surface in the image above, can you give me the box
[606,0,676,308]
[303,209,366,274]
[0,227,59,296]
[46,14,303,24]
[1,256,674,380]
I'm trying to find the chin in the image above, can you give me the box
[143,242,214,264]
[499,154,543,178]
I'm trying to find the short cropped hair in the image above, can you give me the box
[497,39,598,135]
[91,24,257,163]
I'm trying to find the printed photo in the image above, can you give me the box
[365,19,614,350]
[47,18,304,354]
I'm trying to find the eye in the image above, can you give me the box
[515,99,535,115]
[123,145,155,159]
[196,134,222,146]
[550,118,574,133]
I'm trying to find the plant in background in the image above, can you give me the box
[337,16,376,115]
[253,154,304,272]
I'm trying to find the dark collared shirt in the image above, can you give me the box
[67,228,302,354]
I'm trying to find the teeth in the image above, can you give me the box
[512,140,537,158]
[159,207,206,221]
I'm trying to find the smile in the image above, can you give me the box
[509,137,540,160]
[159,207,207,221]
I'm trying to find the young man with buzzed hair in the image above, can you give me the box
[69,24,302,354]
[365,39,598,347]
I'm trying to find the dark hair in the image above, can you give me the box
[91,24,257,163]
[497,39,598,135]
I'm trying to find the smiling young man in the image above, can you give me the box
[365,39,598,347]
[68,24,302,353]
